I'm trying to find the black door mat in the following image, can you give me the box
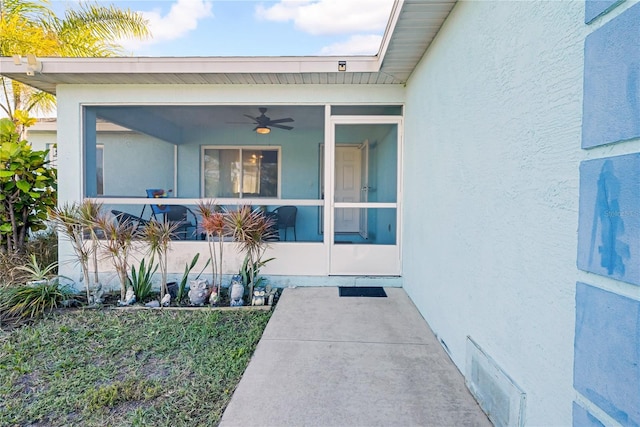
[338,287,387,297]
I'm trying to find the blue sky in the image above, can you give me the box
[51,0,395,57]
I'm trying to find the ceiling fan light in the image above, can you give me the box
[256,126,271,134]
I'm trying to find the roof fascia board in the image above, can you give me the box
[1,55,381,75]
[376,0,405,66]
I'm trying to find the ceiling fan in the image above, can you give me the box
[244,108,294,134]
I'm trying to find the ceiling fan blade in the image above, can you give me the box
[270,124,294,130]
[268,118,294,124]
[243,114,258,121]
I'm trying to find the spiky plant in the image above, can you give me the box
[0,280,73,320]
[48,203,92,302]
[196,200,227,294]
[95,214,137,301]
[139,220,179,301]
[77,200,104,288]
[129,257,157,302]
[226,206,276,301]
[13,254,58,281]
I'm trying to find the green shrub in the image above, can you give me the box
[0,230,58,287]
[0,118,57,255]
[13,254,58,281]
[0,281,73,320]
[129,257,157,302]
[25,229,58,272]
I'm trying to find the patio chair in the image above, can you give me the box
[164,204,199,240]
[272,205,297,241]
[144,188,172,220]
[144,189,198,240]
[111,210,150,232]
[263,210,280,241]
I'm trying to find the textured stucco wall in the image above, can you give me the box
[403,2,585,424]
[576,2,640,426]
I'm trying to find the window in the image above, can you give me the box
[45,143,57,168]
[202,147,279,198]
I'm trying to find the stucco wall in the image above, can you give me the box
[403,1,586,425]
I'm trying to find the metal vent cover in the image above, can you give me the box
[465,337,527,427]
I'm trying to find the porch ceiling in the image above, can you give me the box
[88,105,327,143]
[0,0,457,94]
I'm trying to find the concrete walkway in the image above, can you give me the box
[220,287,491,427]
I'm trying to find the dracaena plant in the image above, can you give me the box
[49,200,104,303]
[48,203,90,302]
[95,214,137,301]
[196,200,227,295]
[78,200,104,289]
[227,205,276,301]
[139,219,179,301]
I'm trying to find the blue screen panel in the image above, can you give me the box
[574,283,640,426]
[578,155,640,285]
[583,4,640,148]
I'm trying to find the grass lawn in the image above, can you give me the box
[0,308,272,426]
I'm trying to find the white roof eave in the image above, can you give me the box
[0,0,458,93]
[0,55,384,94]
[7,55,381,74]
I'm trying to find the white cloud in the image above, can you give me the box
[255,0,394,36]
[118,0,214,52]
[319,34,383,55]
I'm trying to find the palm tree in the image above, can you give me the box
[1,0,150,126]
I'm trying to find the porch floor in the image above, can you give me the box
[219,287,491,426]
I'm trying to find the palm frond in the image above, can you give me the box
[1,0,54,25]
[57,4,149,44]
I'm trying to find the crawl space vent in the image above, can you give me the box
[465,337,526,427]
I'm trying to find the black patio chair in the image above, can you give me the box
[111,210,149,232]
[272,205,297,241]
[163,204,199,240]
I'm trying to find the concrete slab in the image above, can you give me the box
[220,287,491,427]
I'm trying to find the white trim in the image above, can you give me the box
[5,55,381,75]
[397,116,404,273]
[377,0,404,60]
[173,145,178,197]
[90,197,322,206]
[328,116,403,275]
[335,202,397,208]
[324,104,333,273]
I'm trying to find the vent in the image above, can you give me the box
[466,337,526,427]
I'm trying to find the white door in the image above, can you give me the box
[334,146,361,233]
